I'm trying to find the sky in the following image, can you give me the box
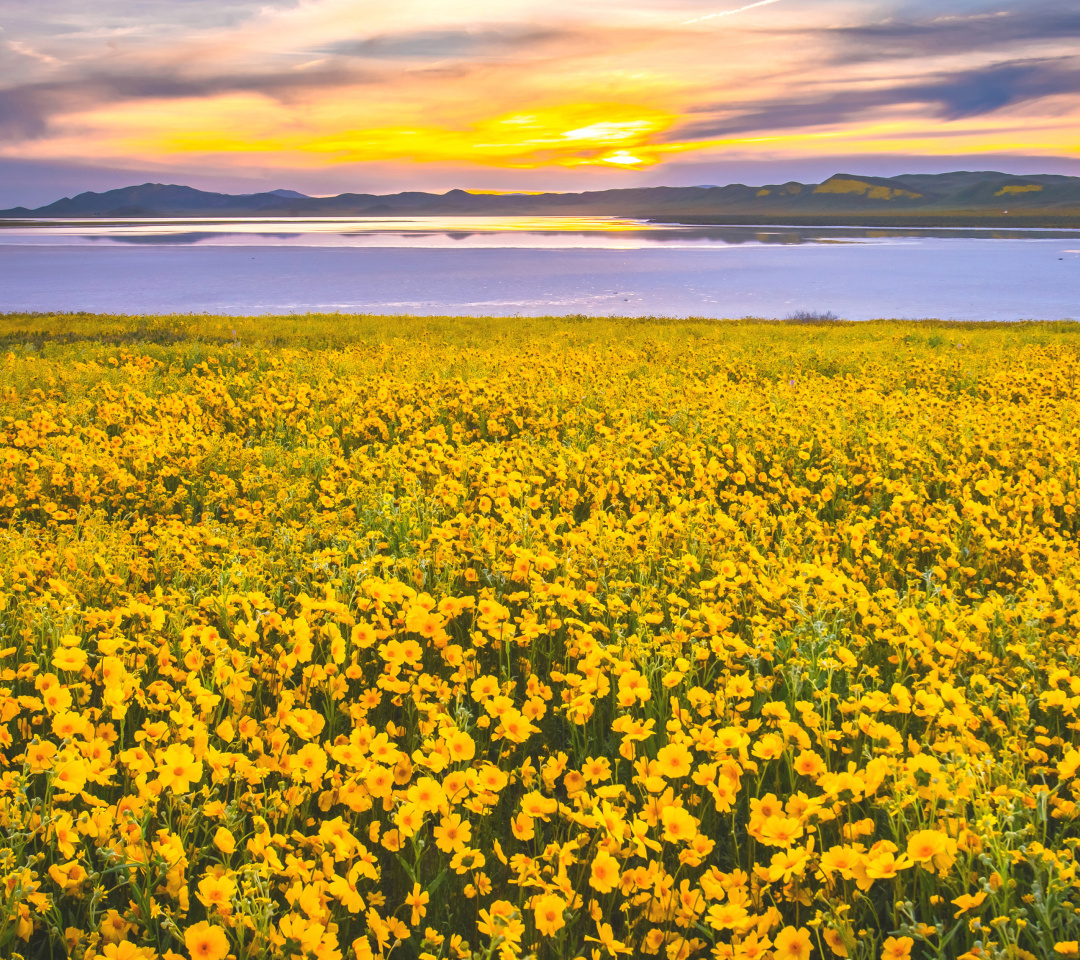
[1,0,1079,205]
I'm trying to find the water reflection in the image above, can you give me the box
[648,225,1080,245]
[1,216,1079,249]
[88,232,304,245]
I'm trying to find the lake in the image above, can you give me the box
[0,216,1077,320]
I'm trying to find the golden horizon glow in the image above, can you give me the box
[125,100,1079,174]
[147,103,686,169]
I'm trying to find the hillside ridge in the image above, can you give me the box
[3,170,1079,225]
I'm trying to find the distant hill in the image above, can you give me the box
[0,183,312,219]
[2,172,1079,226]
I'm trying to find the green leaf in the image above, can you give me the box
[427,867,448,898]
[396,854,417,884]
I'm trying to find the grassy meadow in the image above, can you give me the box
[2,313,1080,960]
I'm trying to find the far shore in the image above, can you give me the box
[2,213,1080,231]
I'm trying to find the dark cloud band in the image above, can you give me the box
[325,27,570,61]
[0,64,364,141]
[825,4,1080,62]
[668,59,1080,141]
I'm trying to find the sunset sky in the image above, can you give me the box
[1,0,1079,205]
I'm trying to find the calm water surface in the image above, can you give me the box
[0,216,1077,320]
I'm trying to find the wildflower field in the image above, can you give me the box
[3,313,1080,960]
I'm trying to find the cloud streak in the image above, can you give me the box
[683,0,784,26]
[6,40,60,65]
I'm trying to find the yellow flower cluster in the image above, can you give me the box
[1,317,1079,960]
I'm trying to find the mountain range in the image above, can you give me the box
[2,171,1079,226]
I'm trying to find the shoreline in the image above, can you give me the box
[4,212,1080,230]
